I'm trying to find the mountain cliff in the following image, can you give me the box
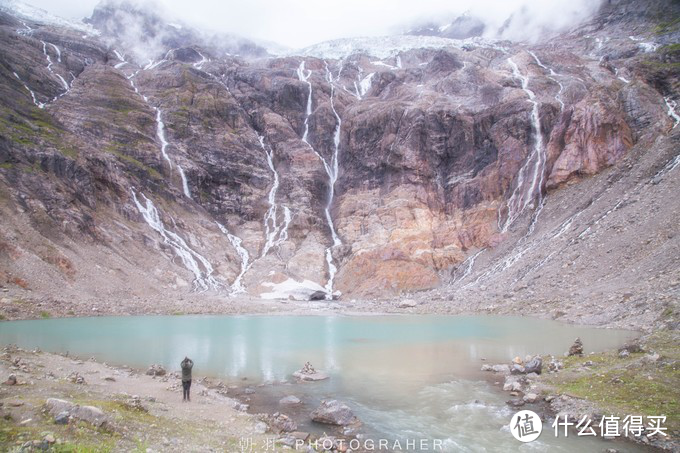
[0,0,677,327]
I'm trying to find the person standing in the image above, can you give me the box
[181,356,193,402]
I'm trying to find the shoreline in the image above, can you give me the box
[0,291,656,333]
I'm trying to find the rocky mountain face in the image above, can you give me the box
[0,0,678,324]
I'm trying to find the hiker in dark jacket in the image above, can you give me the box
[181,357,193,402]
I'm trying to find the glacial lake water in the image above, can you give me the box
[0,315,646,452]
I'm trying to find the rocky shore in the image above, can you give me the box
[480,334,679,451]
[0,345,373,452]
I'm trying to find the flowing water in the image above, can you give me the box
[131,190,219,291]
[501,56,546,233]
[296,61,342,298]
[0,315,644,452]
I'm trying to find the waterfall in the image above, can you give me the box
[324,62,344,296]
[16,21,32,36]
[452,249,485,283]
[177,165,191,198]
[41,41,69,91]
[131,189,219,291]
[500,57,546,233]
[216,222,250,294]
[528,51,565,111]
[296,60,343,299]
[357,73,374,99]
[49,43,61,62]
[258,135,291,258]
[665,97,680,128]
[13,72,45,109]
[193,51,209,70]
[113,50,127,69]
[124,62,193,198]
[143,60,166,70]
[154,109,173,168]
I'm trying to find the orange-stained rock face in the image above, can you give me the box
[546,91,634,189]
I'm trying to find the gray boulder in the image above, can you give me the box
[311,400,358,426]
[54,411,70,425]
[488,364,510,374]
[146,364,167,376]
[71,405,107,427]
[309,291,327,301]
[523,393,539,403]
[46,398,108,427]
[503,375,523,392]
[524,356,543,374]
[266,412,297,433]
[279,395,301,405]
[4,374,17,385]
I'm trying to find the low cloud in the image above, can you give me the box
[21,0,605,49]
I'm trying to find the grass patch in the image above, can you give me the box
[654,17,680,34]
[546,331,680,432]
[40,310,51,319]
[105,144,162,180]
[0,415,118,452]
[59,147,79,159]
[0,163,12,169]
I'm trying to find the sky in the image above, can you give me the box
[18,0,603,49]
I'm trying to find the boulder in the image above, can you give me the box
[46,398,74,416]
[146,364,167,376]
[293,362,329,381]
[3,374,17,385]
[279,431,310,447]
[254,421,268,434]
[641,353,660,364]
[618,342,643,354]
[510,364,525,374]
[267,412,297,433]
[309,291,328,301]
[279,395,301,405]
[523,393,539,404]
[311,400,358,426]
[54,411,70,425]
[507,398,525,407]
[568,338,584,356]
[503,376,523,392]
[524,356,543,374]
[490,364,510,374]
[46,398,107,427]
[398,299,418,308]
[71,405,107,427]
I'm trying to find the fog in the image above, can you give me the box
[20,0,604,49]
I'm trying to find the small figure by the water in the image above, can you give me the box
[181,356,193,402]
